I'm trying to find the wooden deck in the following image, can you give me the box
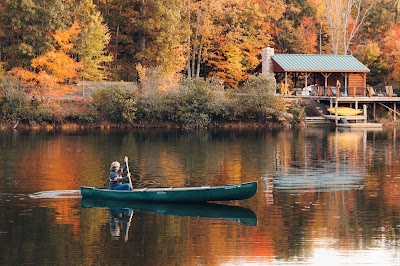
[291,94,400,122]
[287,95,400,103]
[290,94,399,126]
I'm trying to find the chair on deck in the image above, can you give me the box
[367,87,384,97]
[303,85,316,96]
[329,86,336,96]
[385,86,397,97]
[311,85,319,96]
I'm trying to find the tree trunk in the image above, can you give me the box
[196,36,203,78]
[191,14,200,78]
[138,0,146,64]
[186,0,191,78]
[323,0,372,55]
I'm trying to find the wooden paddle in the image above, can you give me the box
[124,156,133,190]
[124,210,134,242]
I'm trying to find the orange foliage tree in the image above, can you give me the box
[382,25,400,83]
[10,21,82,96]
[205,0,283,88]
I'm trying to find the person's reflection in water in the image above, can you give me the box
[109,208,134,241]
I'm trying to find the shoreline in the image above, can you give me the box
[0,120,290,131]
[2,118,399,131]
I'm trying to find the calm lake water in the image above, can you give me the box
[1,127,400,265]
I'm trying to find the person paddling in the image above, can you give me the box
[109,156,131,190]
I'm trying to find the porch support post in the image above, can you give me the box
[335,98,338,125]
[341,73,348,96]
[285,72,288,87]
[363,104,367,123]
[322,72,331,96]
[304,72,310,91]
[364,73,367,96]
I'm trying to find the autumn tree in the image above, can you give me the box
[312,0,374,55]
[205,0,284,88]
[395,0,400,24]
[73,0,112,81]
[185,0,223,78]
[0,63,6,76]
[96,0,284,87]
[358,1,392,44]
[274,0,318,54]
[10,21,82,96]
[356,41,389,85]
[0,0,75,69]
[381,25,400,83]
[97,0,187,84]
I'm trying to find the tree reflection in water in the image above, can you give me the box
[2,128,400,265]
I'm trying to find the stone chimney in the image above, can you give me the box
[262,47,274,75]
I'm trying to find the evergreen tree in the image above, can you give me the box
[73,1,112,81]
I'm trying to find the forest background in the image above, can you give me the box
[0,0,399,128]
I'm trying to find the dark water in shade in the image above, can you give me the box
[1,127,400,265]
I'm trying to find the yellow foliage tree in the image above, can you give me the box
[136,63,147,84]
[10,21,82,96]
[0,62,6,76]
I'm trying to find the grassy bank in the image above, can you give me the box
[0,75,301,129]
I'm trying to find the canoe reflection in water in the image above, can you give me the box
[109,208,134,241]
[81,199,257,227]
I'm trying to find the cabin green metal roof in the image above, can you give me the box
[272,54,370,72]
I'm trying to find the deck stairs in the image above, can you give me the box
[302,100,332,125]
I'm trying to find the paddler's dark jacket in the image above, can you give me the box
[109,161,128,189]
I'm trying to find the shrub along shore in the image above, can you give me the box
[0,75,303,130]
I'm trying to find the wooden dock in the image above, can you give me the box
[336,122,382,129]
[304,116,331,125]
[291,95,400,123]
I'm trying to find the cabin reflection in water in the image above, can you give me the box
[269,128,377,193]
[109,208,134,241]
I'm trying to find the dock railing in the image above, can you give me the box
[285,86,399,98]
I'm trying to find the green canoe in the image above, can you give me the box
[81,199,257,226]
[80,181,257,202]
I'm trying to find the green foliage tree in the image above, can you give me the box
[1,0,400,88]
[92,86,138,124]
[288,101,306,125]
[0,76,34,121]
[9,21,83,96]
[274,0,318,54]
[356,42,390,85]
[164,77,229,127]
[234,75,284,122]
[0,0,111,82]
[73,1,112,81]
[0,0,73,68]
